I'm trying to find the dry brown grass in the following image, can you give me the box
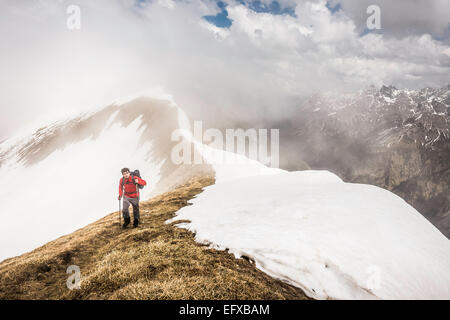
[0,174,309,300]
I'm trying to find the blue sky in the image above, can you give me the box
[203,1,299,28]
[203,1,232,27]
[325,1,341,13]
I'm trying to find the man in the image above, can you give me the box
[118,168,147,228]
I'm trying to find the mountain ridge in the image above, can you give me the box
[0,174,309,300]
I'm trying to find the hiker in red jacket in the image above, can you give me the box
[118,168,147,228]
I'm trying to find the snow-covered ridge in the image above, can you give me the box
[168,168,450,300]
[1,90,449,300]
[167,100,450,299]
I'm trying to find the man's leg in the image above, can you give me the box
[130,197,140,227]
[122,197,131,227]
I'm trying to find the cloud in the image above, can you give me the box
[327,0,450,40]
[237,0,450,40]
[0,0,449,140]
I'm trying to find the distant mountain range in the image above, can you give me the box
[278,84,449,237]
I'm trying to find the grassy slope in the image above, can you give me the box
[0,174,309,300]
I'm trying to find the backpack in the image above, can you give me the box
[121,169,145,190]
[131,169,145,190]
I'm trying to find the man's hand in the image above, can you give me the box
[135,177,139,184]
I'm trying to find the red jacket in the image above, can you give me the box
[119,175,147,198]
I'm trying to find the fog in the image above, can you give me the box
[1,0,449,140]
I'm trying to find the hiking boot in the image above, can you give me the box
[122,217,130,228]
[133,219,139,228]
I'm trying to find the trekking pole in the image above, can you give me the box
[119,185,125,228]
[119,198,122,228]
[136,181,141,224]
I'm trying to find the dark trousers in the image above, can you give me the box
[122,196,140,221]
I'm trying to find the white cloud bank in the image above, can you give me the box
[0,0,449,139]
